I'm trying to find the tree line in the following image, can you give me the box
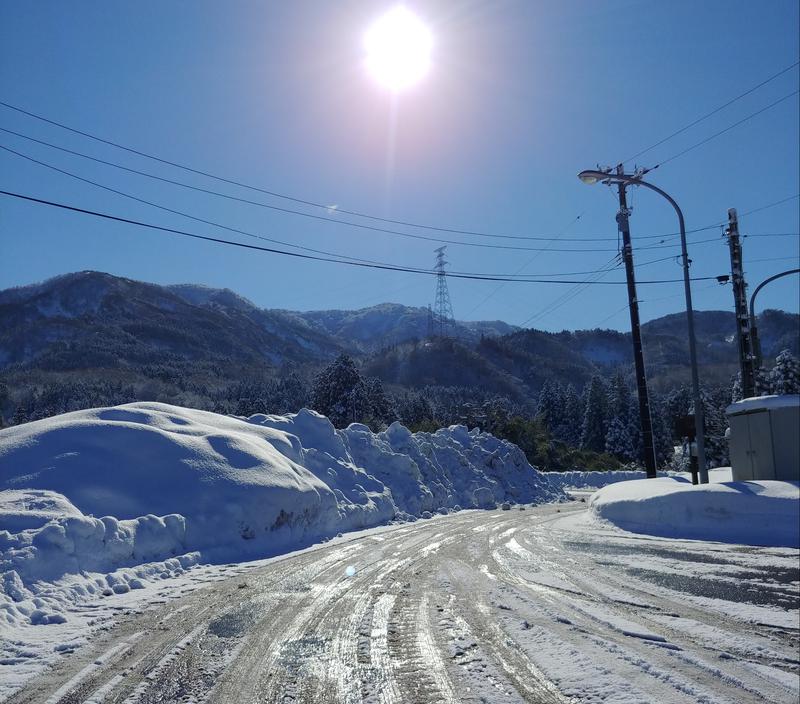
[4,349,799,473]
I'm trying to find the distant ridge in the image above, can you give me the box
[1,271,797,411]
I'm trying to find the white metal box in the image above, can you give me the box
[726,395,800,481]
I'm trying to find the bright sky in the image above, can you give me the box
[1,1,798,331]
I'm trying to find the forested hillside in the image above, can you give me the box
[2,271,798,470]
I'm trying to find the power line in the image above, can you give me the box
[0,128,618,246]
[0,143,723,279]
[0,141,643,255]
[747,255,800,264]
[739,193,799,218]
[594,301,632,327]
[623,60,799,164]
[591,279,725,330]
[3,125,797,253]
[744,233,800,238]
[0,99,626,243]
[4,141,795,265]
[1,100,791,247]
[520,255,623,326]
[0,189,722,286]
[637,281,723,306]
[635,231,799,252]
[649,89,799,171]
[0,142,719,280]
[522,261,620,327]
[0,143,393,268]
[466,211,586,316]
[4,123,691,246]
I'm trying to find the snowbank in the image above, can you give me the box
[0,489,84,532]
[546,467,733,492]
[0,404,394,567]
[1,402,564,623]
[590,477,800,547]
[546,469,657,490]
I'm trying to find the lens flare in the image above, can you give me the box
[363,5,433,91]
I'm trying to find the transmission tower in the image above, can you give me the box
[433,246,455,338]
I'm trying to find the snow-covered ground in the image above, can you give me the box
[590,474,800,547]
[544,467,736,492]
[2,402,799,702]
[2,504,798,704]
[0,401,565,694]
[546,468,663,490]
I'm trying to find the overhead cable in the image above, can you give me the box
[623,60,799,164]
[0,189,723,286]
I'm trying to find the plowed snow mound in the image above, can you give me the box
[590,477,799,547]
[1,402,564,585]
[1,404,394,564]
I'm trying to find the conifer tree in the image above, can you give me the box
[580,375,608,452]
[627,395,643,462]
[558,384,583,446]
[605,417,635,461]
[770,350,800,395]
[536,380,563,434]
[12,405,28,426]
[311,354,367,427]
[649,399,674,467]
[755,367,772,396]
[364,377,396,429]
[731,372,743,403]
[607,371,632,427]
[278,371,309,412]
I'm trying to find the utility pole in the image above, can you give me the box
[724,208,756,398]
[614,165,658,478]
[579,167,707,483]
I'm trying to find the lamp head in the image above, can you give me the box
[578,170,601,185]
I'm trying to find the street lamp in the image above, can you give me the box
[578,167,709,484]
[749,268,800,374]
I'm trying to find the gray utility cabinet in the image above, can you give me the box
[726,395,800,481]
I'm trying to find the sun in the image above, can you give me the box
[363,5,433,92]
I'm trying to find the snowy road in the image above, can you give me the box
[6,503,799,704]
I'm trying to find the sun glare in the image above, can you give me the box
[363,5,432,92]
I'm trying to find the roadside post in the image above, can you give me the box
[675,415,699,485]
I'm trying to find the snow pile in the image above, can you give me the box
[590,477,800,547]
[2,492,189,582]
[247,414,559,516]
[0,489,84,532]
[1,402,563,620]
[545,469,660,490]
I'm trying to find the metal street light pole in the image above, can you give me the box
[749,268,800,373]
[579,168,708,483]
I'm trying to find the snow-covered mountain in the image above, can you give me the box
[0,272,521,369]
[1,272,797,410]
[290,303,517,351]
[0,271,342,371]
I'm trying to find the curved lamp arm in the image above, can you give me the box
[749,268,800,321]
[748,268,800,371]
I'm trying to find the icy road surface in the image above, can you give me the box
[6,503,799,704]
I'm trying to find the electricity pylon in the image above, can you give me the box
[433,246,455,338]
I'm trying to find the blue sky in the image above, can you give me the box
[1,0,798,331]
